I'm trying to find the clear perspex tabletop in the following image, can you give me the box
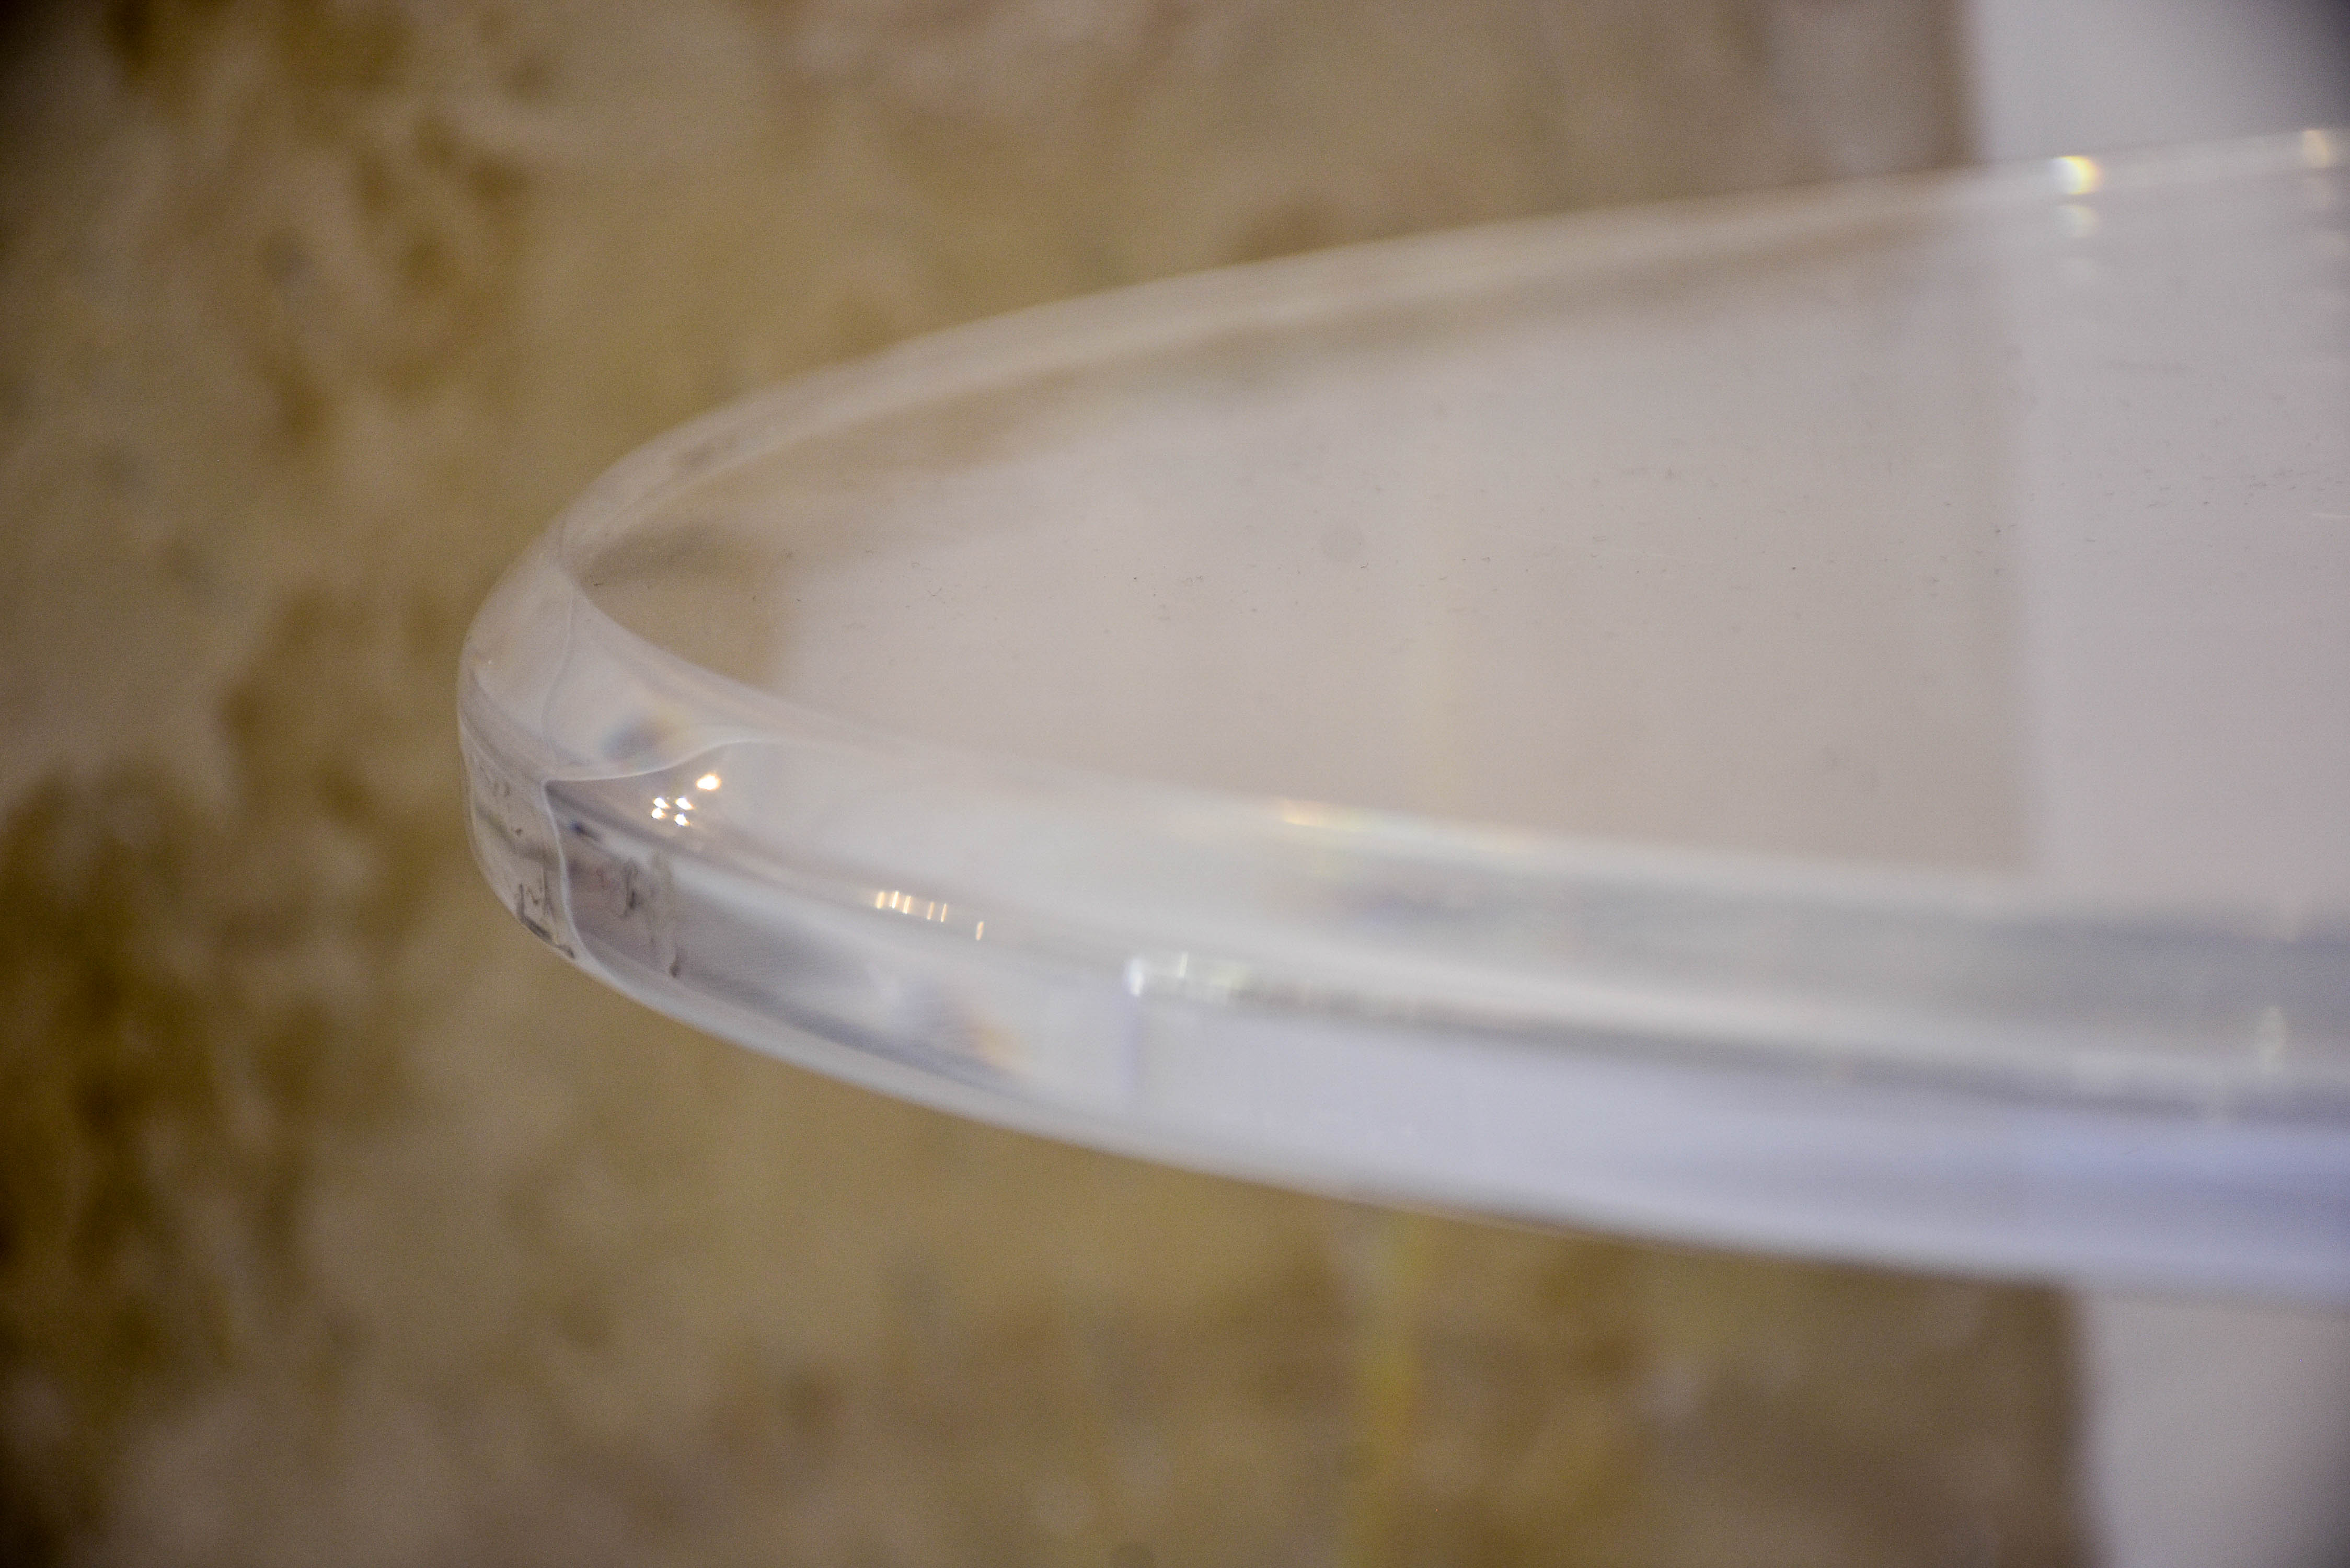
[462,132,2350,1302]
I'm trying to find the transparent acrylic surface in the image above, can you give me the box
[462,133,2350,1300]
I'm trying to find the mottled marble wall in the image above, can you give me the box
[0,3,2082,1564]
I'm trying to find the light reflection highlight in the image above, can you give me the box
[867,890,986,939]
[2052,155,2101,196]
[874,889,953,923]
[2306,128,2341,170]
[1276,798,1361,828]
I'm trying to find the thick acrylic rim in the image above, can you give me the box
[462,133,2350,1299]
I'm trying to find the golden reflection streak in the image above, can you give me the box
[870,890,962,926]
[2052,155,2101,196]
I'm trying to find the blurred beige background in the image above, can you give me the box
[0,3,2086,1564]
